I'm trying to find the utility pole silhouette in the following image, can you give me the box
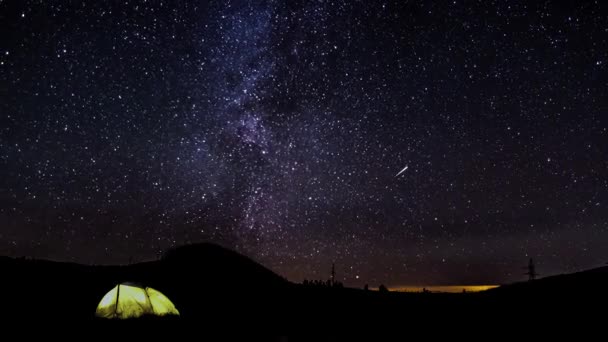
[524,258,538,281]
[331,263,335,286]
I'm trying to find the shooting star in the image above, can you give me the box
[395,165,408,177]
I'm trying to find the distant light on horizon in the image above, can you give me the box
[377,285,499,293]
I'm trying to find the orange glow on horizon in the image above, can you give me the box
[375,285,499,293]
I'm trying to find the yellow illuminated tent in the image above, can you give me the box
[95,283,180,319]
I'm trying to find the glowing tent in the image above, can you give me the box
[95,283,180,319]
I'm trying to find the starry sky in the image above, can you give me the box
[1,0,607,287]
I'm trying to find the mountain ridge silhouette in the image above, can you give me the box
[0,243,605,327]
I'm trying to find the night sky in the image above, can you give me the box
[1,1,607,287]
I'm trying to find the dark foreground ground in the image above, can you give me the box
[1,243,606,336]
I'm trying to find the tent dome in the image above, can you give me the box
[95,283,180,319]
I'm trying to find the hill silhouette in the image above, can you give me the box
[481,265,608,307]
[0,243,291,322]
[161,242,287,289]
[0,243,606,330]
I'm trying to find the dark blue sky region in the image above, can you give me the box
[1,0,607,286]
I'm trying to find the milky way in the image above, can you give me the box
[1,1,607,286]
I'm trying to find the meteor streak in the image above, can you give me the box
[395,165,408,177]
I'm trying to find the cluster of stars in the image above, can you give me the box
[1,0,607,286]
